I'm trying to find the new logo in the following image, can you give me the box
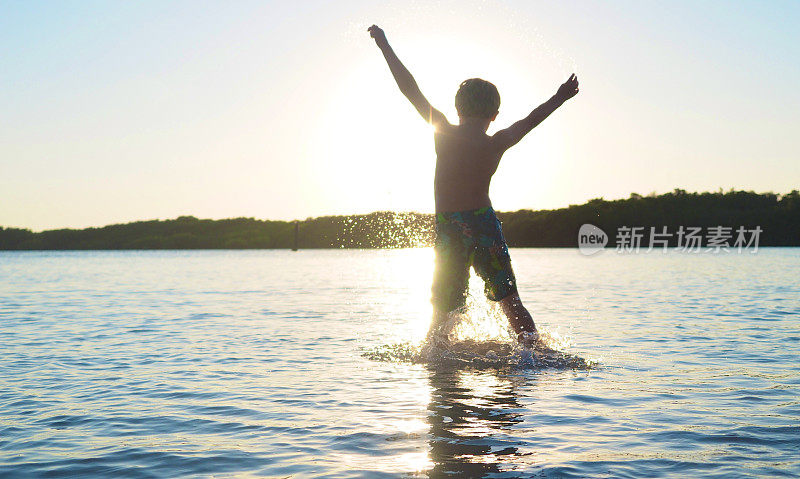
[578,224,608,255]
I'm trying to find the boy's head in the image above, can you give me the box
[455,78,500,120]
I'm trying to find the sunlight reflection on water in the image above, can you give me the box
[1,249,799,477]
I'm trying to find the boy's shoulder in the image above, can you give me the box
[434,125,505,151]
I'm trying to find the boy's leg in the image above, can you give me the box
[498,293,537,337]
[429,219,470,337]
[471,208,537,341]
[430,263,469,334]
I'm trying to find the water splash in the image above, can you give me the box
[362,335,595,370]
[363,298,596,370]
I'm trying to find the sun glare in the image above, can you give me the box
[307,25,573,217]
[307,60,434,215]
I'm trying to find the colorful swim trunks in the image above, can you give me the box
[431,206,518,312]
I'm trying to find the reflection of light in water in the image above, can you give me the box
[332,451,433,475]
[377,248,434,342]
[395,451,434,473]
[369,366,431,433]
[426,369,527,475]
[391,418,428,435]
[454,371,506,437]
[459,370,504,400]
[334,363,432,474]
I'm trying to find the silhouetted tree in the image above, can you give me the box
[1,190,797,250]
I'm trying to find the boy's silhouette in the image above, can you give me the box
[369,25,579,344]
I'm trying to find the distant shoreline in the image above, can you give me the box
[2,189,798,250]
[2,246,798,253]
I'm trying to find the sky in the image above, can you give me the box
[1,0,799,231]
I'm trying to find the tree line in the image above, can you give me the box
[1,189,798,250]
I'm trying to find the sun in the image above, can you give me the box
[307,60,436,215]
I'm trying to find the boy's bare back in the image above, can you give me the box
[433,124,504,213]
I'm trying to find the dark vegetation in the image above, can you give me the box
[1,189,798,250]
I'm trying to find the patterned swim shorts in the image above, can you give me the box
[431,206,518,312]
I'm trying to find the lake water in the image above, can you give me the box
[1,248,798,478]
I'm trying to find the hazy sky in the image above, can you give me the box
[2,0,798,231]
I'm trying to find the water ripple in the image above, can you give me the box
[0,249,798,477]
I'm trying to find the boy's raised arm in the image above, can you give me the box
[493,74,579,151]
[368,25,449,128]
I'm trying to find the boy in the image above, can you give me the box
[368,25,579,344]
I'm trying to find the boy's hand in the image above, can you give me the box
[368,24,388,48]
[556,74,579,102]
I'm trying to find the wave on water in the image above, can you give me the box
[362,305,596,370]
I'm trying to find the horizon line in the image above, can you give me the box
[3,187,798,234]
